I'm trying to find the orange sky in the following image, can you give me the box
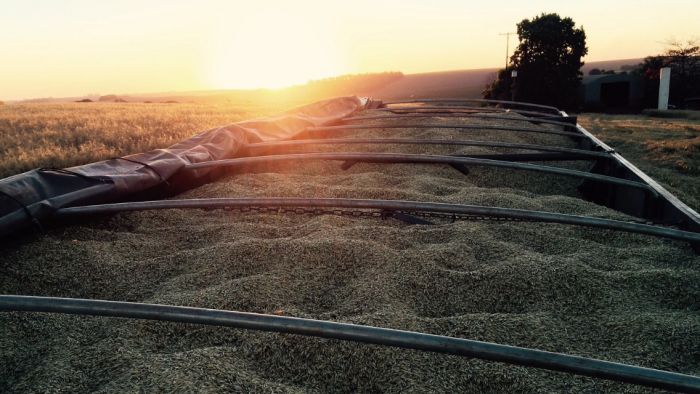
[1,0,698,100]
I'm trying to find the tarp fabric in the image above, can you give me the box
[0,96,370,238]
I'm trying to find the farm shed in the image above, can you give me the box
[581,73,645,111]
[1,97,699,392]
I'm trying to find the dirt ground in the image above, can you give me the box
[1,111,699,393]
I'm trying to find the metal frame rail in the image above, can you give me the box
[360,99,700,249]
[559,111,700,241]
[5,98,700,392]
[242,138,611,159]
[54,198,700,244]
[184,152,654,194]
[2,295,698,393]
[381,98,562,114]
[341,113,578,130]
[377,106,561,118]
[302,124,585,139]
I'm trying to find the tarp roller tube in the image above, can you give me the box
[1,295,698,392]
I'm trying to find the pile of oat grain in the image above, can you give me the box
[1,111,698,392]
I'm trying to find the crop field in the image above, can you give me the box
[0,101,290,178]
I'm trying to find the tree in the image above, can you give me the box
[481,68,514,101]
[588,68,615,76]
[637,40,700,107]
[484,13,587,109]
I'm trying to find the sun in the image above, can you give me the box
[202,10,346,90]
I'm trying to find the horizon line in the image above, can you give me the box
[1,56,644,102]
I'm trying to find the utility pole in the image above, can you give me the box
[499,32,516,69]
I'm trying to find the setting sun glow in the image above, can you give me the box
[1,0,698,100]
[203,10,346,89]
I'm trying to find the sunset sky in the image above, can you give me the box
[1,0,698,100]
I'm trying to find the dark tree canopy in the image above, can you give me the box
[484,13,587,109]
[482,68,514,101]
[636,40,700,108]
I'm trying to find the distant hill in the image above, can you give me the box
[366,58,643,100]
[368,68,498,99]
[9,58,643,104]
[581,58,642,74]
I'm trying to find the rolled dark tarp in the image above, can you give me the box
[0,96,370,238]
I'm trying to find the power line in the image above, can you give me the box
[499,32,516,69]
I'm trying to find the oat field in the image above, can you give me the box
[0,101,289,178]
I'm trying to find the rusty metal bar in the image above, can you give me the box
[184,153,653,194]
[2,295,698,392]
